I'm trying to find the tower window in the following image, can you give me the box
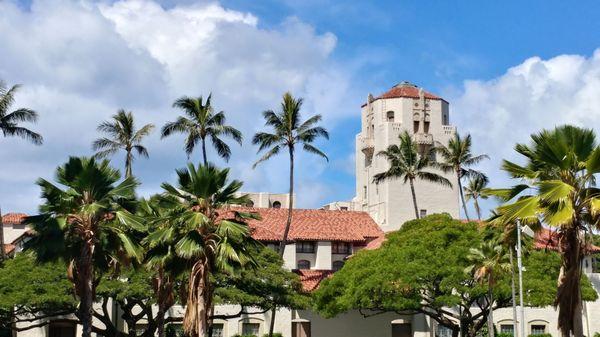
[386,111,395,122]
[363,186,367,199]
[272,201,282,208]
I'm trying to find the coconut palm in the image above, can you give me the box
[0,81,43,145]
[375,131,452,219]
[24,157,144,337]
[434,133,489,221]
[140,196,188,337]
[465,240,512,337]
[252,92,329,256]
[161,94,242,165]
[464,175,491,220]
[160,163,259,337]
[92,109,154,178]
[493,125,600,337]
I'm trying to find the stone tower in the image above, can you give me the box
[353,82,459,231]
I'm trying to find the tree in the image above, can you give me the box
[92,109,155,178]
[161,94,242,165]
[465,240,512,337]
[160,163,259,337]
[434,133,489,221]
[25,156,145,337]
[252,92,328,337]
[0,81,43,260]
[493,125,600,337]
[313,214,596,337]
[374,131,451,219]
[464,175,491,220]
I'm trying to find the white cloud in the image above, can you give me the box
[449,50,600,216]
[0,0,356,213]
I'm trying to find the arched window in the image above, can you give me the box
[272,201,282,208]
[297,260,310,269]
[386,111,395,122]
[332,260,344,271]
[246,200,255,207]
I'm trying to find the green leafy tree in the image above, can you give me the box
[161,94,242,165]
[160,163,259,337]
[492,125,600,337]
[0,81,43,260]
[252,92,328,337]
[434,133,489,220]
[92,109,155,178]
[374,131,451,219]
[25,157,145,337]
[314,214,596,337]
[465,240,512,337]
[464,175,491,220]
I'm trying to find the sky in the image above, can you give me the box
[2,0,600,216]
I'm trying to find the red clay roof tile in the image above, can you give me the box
[2,213,27,225]
[295,269,334,292]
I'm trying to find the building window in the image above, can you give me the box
[443,114,448,125]
[332,242,351,255]
[363,185,367,199]
[296,241,316,253]
[420,209,427,218]
[49,322,76,337]
[340,206,348,211]
[272,201,282,208]
[500,324,514,335]
[211,323,224,337]
[246,200,255,207]
[531,325,546,335]
[242,323,260,336]
[435,325,453,337]
[332,260,345,271]
[386,111,395,122]
[297,259,311,269]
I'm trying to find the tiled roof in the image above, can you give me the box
[295,269,334,292]
[2,213,27,225]
[534,228,600,254]
[230,207,383,243]
[3,244,15,255]
[362,82,445,107]
[364,235,386,250]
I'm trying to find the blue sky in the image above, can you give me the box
[2,0,600,217]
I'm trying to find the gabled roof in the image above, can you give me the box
[2,213,27,225]
[295,269,334,292]
[362,82,446,107]
[231,207,383,243]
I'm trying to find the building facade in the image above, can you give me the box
[353,82,459,231]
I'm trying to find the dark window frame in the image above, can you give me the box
[296,241,316,253]
[332,242,351,255]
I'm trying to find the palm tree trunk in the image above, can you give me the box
[201,137,208,166]
[488,275,495,337]
[79,242,95,337]
[125,149,132,178]
[556,227,584,337]
[457,171,470,221]
[0,206,5,261]
[270,147,295,337]
[509,250,518,337]
[184,261,210,337]
[409,178,420,219]
[474,197,481,221]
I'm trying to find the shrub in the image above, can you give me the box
[232,335,258,337]
[262,334,283,337]
[496,333,514,337]
[528,334,552,337]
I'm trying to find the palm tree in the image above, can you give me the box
[435,133,489,221]
[140,196,188,337]
[161,163,259,337]
[161,94,242,165]
[375,131,452,219]
[493,125,600,337]
[0,81,43,145]
[92,109,155,178]
[464,175,490,220]
[465,240,512,337]
[24,157,144,337]
[252,92,329,337]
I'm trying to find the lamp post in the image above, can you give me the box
[516,220,525,337]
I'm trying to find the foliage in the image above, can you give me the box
[161,94,242,164]
[93,109,155,177]
[528,334,552,337]
[0,80,42,144]
[374,131,451,219]
[314,214,594,337]
[463,175,491,220]
[495,333,513,337]
[492,125,600,337]
[262,334,283,337]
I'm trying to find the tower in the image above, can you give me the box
[353,82,459,231]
